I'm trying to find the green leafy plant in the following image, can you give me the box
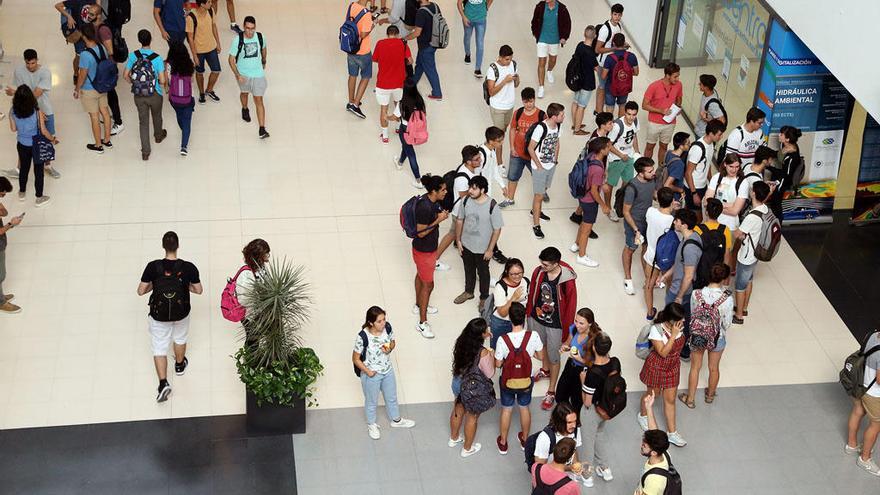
[234,258,323,407]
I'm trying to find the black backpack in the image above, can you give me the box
[613,181,636,218]
[148,260,190,322]
[590,357,627,419]
[353,323,393,377]
[678,236,704,288]
[640,452,683,495]
[692,223,727,290]
[704,97,728,125]
[441,165,474,212]
[591,20,613,49]
[188,8,214,34]
[513,108,546,156]
[524,425,557,470]
[105,0,131,29]
[531,463,575,495]
[715,126,744,166]
[109,25,129,63]
[235,32,265,62]
[524,122,548,159]
[564,52,582,92]
[483,61,517,105]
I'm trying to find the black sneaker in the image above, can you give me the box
[259,127,270,139]
[590,230,599,240]
[530,210,551,221]
[532,225,545,239]
[464,54,471,64]
[206,91,220,102]
[473,70,483,79]
[101,140,113,149]
[242,108,251,122]
[351,105,367,119]
[86,144,104,154]
[198,93,206,104]
[157,382,172,402]
[569,212,583,224]
[231,23,243,34]
[175,357,189,376]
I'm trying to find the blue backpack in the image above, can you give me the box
[85,45,118,93]
[400,195,436,239]
[339,3,368,54]
[568,150,601,199]
[653,229,681,272]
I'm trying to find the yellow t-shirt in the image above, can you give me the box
[639,457,669,495]
[185,8,217,54]
[695,220,732,251]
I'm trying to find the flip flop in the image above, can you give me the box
[677,393,696,409]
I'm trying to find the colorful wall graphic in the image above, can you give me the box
[852,114,880,224]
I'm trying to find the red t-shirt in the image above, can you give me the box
[644,79,683,124]
[530,463,579,495]
[509,107,544,158]
[372,38,411,90]
[581,156,606,202]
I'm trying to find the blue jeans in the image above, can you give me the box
[414,45,442,98]
[398,122,420,178]
[45,114,56,136]
[463,19,487,70]
[360,368,401,424]
[172,101,194,148]
[490,314,513,349]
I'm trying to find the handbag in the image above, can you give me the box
[33,134,56,164]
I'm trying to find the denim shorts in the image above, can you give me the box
[573,89,593,108]
[604,91,628,107]
[347,52,373,78]
[451,375,462,397]
[579,201,599,224]
[500,386,533,408]
[196,50,221,73]
[45,114,56,136]
[624,221,646,250]
[490,314,513,350]
[735,261,756,291]
[713,334,727,352]
[508,155,531,182]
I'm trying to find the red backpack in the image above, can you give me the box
[220,265,251,322]
[404,110,429,145]
[500,332,534,391]
[608,52,634,97]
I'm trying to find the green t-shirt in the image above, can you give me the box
[229,33,266,78]
[463,0,488,22]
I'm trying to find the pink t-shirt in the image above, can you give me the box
[530,463,579,495]
[645,79,683,124]
[581,158,605,203]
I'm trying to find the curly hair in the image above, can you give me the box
[242,238,270,271]
[452,318,488,377]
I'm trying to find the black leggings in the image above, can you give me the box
[17,143,44,198]
[555,358,586,421]
[107,88,122,125]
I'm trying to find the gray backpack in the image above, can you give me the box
[840,332,880,398]
[419,4,449,49]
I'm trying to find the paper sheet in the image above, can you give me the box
[663,104,682,123]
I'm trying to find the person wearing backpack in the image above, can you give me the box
[410,175,448,338]
[568,26,598,136]
[694,198,733,277]
[351,306,416,440]
[165,41,196,155]
[665,208,701,362]
[501,87,544,208]
[137,231,203,403]
[581,332,622,485]
[186,0,223,105]
[528,403,589,485]
[74,23,114,154]
[621,157,657,296]
[599,33,638,117]
[555,308,601,417]
[530,438,581,495]
[453,176,503,309]
[638,303,687,447]
[530,0,572,100]
[845,330,880,476]
[234,238,270,323]
[705,153,748,231]
[457,0,491,78]
[388,80,427,188]
[724,107,766,168]
[489,258,529,348]
[343,1,374,120]
[603,101,641,222]
[495,302,544,455]
[153,0,188,45]
[568,137,610,267]
[731,181,770,325]
[661,132,691,203]
[694,74,726,138]
[406,0,444,101]
[768,125,803,220]
[593,3,625,116]
[642,187,675,320]
[677,263,732,409]
[528,103,565,240]
[88,4,126,137]
[641,63,682,169]
[685,119,726,222]
[485,45,520,161]
[123,29,168,161]
[229,16,270,139]
[449,318,495,457]
[637,392,681,494]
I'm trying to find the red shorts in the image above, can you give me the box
[412,248,437,283]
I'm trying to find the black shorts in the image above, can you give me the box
[685,187,707,211]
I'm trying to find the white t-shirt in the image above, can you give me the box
[608,117,639,159]
[479,144,506,199]
[708,173,750,230]
[534,427,583,463]
[643,207,674,264]
[596,20,622,64]
[863,332,880,398]
[725,126,765,167]
[740,164,765,197]
[494,329,543,360]
[492,278,530,320]
[687,138,715,189]
[487,61,517,110]
[234,266,261,311]
[737,203,767,265]
[648,324,686,344]
[453,163,482,201]
[530,122,560,170]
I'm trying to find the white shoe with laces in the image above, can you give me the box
[576,255,599,268]
[624,280,636,295]
[537,86,545,99]
[412,178,425,189]
[412,304,438,315]
[580,475,594,488]
[392,156,404,170]
[448,436,463,448]
[546,71,555,84]
[857,455,880,476]
[461,443,481,458]
[435,261,451,271]
[596,466,613,482]
[569,243,579,253]
[416,321,435,339]
[845,443,862,455]
[367,423,381,440]
[667,431,687,447]
[390,418,415,428]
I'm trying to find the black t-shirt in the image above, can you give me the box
[404,0,420,26]
[63,0,96,29]
[412,197,440,253]
[415,3,437,48]
[141,258,201,308]
[574,42,599,91]
[582,357,621,405]
[531,272,561,328]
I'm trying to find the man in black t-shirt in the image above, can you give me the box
[412,177,449,339]
[405,0,443,100]
[137,231,203,402]
[581,332,620,483]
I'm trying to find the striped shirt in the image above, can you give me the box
[725,125,764,167]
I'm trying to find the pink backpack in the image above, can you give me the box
[404,110,429,145]
[221,265,251,323]
[169,72,193,106]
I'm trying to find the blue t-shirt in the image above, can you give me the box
[538,4,559,44]
[229,34,266,78]
[154,0,186,33]
[79,44,106,91]
[12,112,38,146]
[602,50,638,90]
[665,151,685,200]
[125,49,165,96]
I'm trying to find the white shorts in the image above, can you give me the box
[536,42,560,58]
[148,315,190,356]
[375,87,403,106]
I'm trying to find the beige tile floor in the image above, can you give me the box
[0,0,853,429]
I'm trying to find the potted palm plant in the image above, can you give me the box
[233,258,323,434]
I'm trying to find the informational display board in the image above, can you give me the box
[852,114,880,224]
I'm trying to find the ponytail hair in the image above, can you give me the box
[576,307,602,363]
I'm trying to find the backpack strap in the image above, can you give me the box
[490,62,499,80]
[680,238,703,263]
[358,329,369,361]
[610,119,624,145]
[502,333,515,353]
[188,11,197,32]
[692,141,706,164]
[147,52,159,61]
[134,50,143,60]
[231,265,252,283]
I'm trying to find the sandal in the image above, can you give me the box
[732,316,744,325]
[734,307,749,316]
[677,393,695,409]
[704,389,716,404]
[573,129,589,136]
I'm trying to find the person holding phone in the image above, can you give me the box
[0,177,24,314]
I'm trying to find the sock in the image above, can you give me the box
[381,127,388,139]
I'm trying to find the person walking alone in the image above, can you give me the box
[123,29,168,161]
[165,41,196,156]
[229,15,270,139]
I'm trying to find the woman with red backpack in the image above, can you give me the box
[165,41,195,155]
[678,263,732,409]
[388,79,427,189]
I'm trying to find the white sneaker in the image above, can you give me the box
[416,321,435,339]
[569,243,579,253]
[580,475,594,488]
[637,414,649,432]
[435,260,451,271]
[667,431,687,447]
[596,466,613,482]
[461,443,482,458]
[412,304,438,315]
[367,423,381,440]
[845,443,862,455]
[448,436,464,448]
[392,156,404,170]
[537,86,545,99]
[111,122,124,135]
[608,210,620,222]
[390,418,416,428]
[412,178,425,189]
[546,71,555,84]
[857,455,880,476]
[576,255,599,268]
[623,280,636,295]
